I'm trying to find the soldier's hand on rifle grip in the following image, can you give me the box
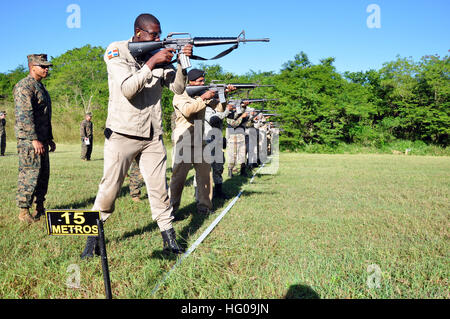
[201,90,216,101]
[146,48,176,70]
[225,85,236,93]
[241,112,249,118]
[181,44,193,57]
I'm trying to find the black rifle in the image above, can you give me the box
[229,98,278,114]
[186,83,273,103]
[128,30,270,70]
[261,113,280,117]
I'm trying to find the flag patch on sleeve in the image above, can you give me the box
[107,48,119,59]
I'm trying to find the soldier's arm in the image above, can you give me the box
[163,64,187,95]
[14,84,38,140]
[226,113,246,128]
[206,100,231,120]
[104,45,153,101]
[173,94,206,118]
[80,121,86,138]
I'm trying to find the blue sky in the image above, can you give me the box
[0,0,448,75]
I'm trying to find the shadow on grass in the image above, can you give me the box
[285,284,320,299]
[160,166,263,260]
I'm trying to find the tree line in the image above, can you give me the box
[0,45,448,150]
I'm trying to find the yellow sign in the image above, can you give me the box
[46,210,100,236]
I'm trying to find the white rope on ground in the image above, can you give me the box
[151,163,266,296]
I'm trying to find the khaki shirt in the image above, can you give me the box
[104,39,187,138]
[172,91,224,145]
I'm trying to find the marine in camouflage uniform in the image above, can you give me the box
[128,157,145,201]
[226,104,252,177]
[0,111,6,156]
[13,54,56,224]
[80,112,93,160]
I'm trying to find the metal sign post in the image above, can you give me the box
[46,210,112,299]
[97,218,112,299]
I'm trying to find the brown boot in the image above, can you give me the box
[33,203,45,221]
[19,208,36,224]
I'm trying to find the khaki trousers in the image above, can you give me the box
[170,142,213,212]
[93,132,173,231]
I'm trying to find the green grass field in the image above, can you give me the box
[0,142,448,299]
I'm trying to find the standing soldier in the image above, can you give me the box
[204,102,233,198]
[13,54,56,224]
[170,69,216,215]
[80,112,93,161]
[0,111,6,156]
[81,13,192,257]
[226,102,251,177]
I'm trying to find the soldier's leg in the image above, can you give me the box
[169,160,192,213]
[194,161,213,212]
[33,147,50,219]
[227,135,237,175]
[91,132,136,221]
[86,138,93,160]
[139,135,176,232]
[129,158,144,199]
[236,134,247,176]
[16,140,41,223]
[81,138,87,160]
[212,160,224,185]
[0,133,5,155]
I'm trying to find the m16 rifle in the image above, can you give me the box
[128,30,270,70]
[229,98,278,114]
[186,83,273,103]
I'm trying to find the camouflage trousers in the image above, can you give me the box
[81,137,93,160]
[1,133,5,155]
[16,139,50,208]
[226,133,246,173]
[129,158,145,197]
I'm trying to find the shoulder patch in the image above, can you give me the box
[107,48,119,59]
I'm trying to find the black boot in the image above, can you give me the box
[161,228,184,254]
[80,236,101,259]
[213,183,228,199]
[240,164,248,177]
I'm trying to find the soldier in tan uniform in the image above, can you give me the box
[170,69,216,215]
[81,13,192,258]
[13,54,56,224]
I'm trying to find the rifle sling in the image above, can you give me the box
[151,44,239,68]
[190,44,239,61]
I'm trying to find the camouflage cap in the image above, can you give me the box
[85,112,92,116]
[27,54,53,67]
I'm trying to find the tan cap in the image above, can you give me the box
[27,54,53,67]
